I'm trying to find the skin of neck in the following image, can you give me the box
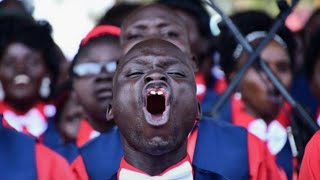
[243,101,276,124]
[5,98,38,113]
[86,114,115,132]
[122,136,188,176]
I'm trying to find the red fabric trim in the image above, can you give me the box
[275,102,291,128]
[81,25,121,45]
[213,78,227,94]
[231,95,256,127]
[36,143,76,180]
[299,130,320,180]
[2,117,12,128]
[187,121,199,162]
[76,119,95,147]
[231,95,291,128]
[247,133,287,180]
[71,155,89,180]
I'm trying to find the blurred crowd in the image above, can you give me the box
[1,0,320,179]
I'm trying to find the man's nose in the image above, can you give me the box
[144,72,167,83]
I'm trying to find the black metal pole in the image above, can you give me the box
[203,0,291,113]
[259,60,319,132]
[204,0,319,132]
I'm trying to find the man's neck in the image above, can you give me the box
[5,98,37,114]
[122,139,188,176]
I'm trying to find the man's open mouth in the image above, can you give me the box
[143,82,170,127]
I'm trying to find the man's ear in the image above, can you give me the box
[106,103,114,122]
[196,102,202,120]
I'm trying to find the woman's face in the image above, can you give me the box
[72,42,120,132]
[237,40,292,121]
[0,42,48,103]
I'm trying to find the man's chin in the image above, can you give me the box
[141,137,175,156]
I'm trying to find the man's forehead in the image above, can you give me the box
[119,40,191,68]
[123,4,185,28]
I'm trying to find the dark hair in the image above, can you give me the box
[69,34,120,77]
[158,0,211,38]
[0,0,30,16]
[217,10,296,79]
[0,14,60,98]
[97,2,141,27]
[305,28,320,81]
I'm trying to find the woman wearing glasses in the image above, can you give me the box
[69,25,121,147]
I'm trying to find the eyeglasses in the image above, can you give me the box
[73,61,117,77]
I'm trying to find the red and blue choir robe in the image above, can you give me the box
[0,101,79,162]
[43,118,100,163]
[299,130,320,180]
[0,115,75,180]
[71,117,281,180]
[203,93,295,179]
[42,117,79,163]
[43,118,99,163]
[0,101,96,164]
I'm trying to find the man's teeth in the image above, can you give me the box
[14,74,30,84]
[150,90,164,95]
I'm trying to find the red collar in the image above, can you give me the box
[231,94,256,128]
[76,119,95,147]
[231,95,291,128]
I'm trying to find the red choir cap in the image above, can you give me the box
[81,25,121,45]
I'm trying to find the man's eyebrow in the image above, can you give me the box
[159,57,185,66]
[132,24,147,30]
[127,55,189,67]
[119,56,145,68]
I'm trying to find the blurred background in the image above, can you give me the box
[8,0,317,60]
